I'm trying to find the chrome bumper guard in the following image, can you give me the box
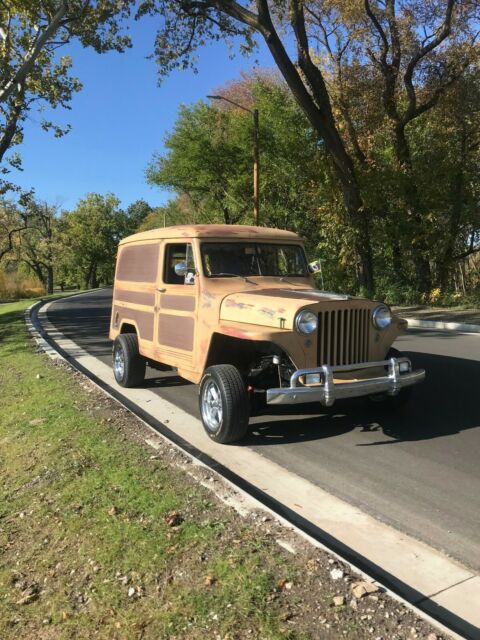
[266,357,425,406]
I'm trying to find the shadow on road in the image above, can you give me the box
[246,349,480,446]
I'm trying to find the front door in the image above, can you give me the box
[155,242,197,372]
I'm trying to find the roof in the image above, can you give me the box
[119,224,302,245]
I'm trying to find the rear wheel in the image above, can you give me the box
[113,334,146,387]
[199,365,249,443]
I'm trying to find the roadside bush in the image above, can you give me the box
[435,288,480,309]
[374,279,422,306]
[0,270,44,302]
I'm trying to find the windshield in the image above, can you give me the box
[201,242,308,278]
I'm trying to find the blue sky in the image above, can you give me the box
[14,17,272,211]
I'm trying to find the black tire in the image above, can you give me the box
[199,365,249,443]
[367,347,413,410]
[113,334,146,388]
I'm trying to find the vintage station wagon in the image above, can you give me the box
[110,225,425,443]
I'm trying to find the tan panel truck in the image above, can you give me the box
[110,224,425,443]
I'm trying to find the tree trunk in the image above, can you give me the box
[85,262,95,289]
[46,266,54,295]
[393,125,432,292]
[252,8,375,295]
[339,175,374,295]
[90,264,98,289]
[438,124,467,292]
[392,240,406,286]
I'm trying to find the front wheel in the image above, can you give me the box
[199,365,249,443]
[113,334,146,387]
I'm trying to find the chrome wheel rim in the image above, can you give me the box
[201,380,223,432]
[114,345,125,380]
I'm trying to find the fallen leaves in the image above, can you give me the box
[277,579,293,591]
[164,511,183,528]
[15,583,39,605]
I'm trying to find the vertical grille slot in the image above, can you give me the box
[317,308,370,366]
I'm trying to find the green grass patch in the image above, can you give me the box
[0,300,304,639]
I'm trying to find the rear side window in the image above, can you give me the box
[116,243,159,283]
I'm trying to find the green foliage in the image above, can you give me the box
[143,0,480,297]
[123,199,154,235]
[147,102,252,224]
[136,198,193,231]
[147,75,339,254]
[0,1,133,193]
[1,193,155,297]
[147,70,480,300]
[56,193,125,288]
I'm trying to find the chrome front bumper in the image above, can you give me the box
[266,357,425,406]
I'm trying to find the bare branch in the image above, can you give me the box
[403,0,456,122]
[0,208,29,261]
[453,244,480,261]
[385,0,400,70]
[364,0,389,66]
[404,60,469,124]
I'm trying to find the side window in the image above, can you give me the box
[164,243,196,285]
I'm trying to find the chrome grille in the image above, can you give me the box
[317,308,370,366]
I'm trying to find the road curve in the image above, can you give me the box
[46,288,480,571]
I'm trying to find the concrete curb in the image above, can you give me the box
[406,318,480,334]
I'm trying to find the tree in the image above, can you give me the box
[57,193,124,288]
[136,197,197,231]
[147,102,252,224]
[123,199,154,235]
[141,0,480,295]
[0,192,35,261]
[148,75,331,231]
[0,1,133,191]
[19,201,57,294]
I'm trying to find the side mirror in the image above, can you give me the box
[174,262,188,277]
[308,260,322,274]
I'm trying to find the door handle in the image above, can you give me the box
[157,287,166,293]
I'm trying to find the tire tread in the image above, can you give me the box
[113,333,146,387]
[200,364,249,443]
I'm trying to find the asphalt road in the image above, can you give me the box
[47,289,480,570]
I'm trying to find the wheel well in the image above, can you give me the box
[120,322,137,335]
[205,333,289,375]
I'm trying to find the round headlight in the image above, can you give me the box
[295,310,318,335]
[372,304,392,330]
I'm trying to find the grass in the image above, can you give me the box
[0,299,302,639]
[0,299,442,640]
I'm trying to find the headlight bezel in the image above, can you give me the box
[295,309,318,335]
[372,304,392,330]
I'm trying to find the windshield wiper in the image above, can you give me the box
[211,272,258,284]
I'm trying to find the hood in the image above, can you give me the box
[220,287,353,330]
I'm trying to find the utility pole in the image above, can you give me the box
[207,95,260,225]
[252,108,259,225]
